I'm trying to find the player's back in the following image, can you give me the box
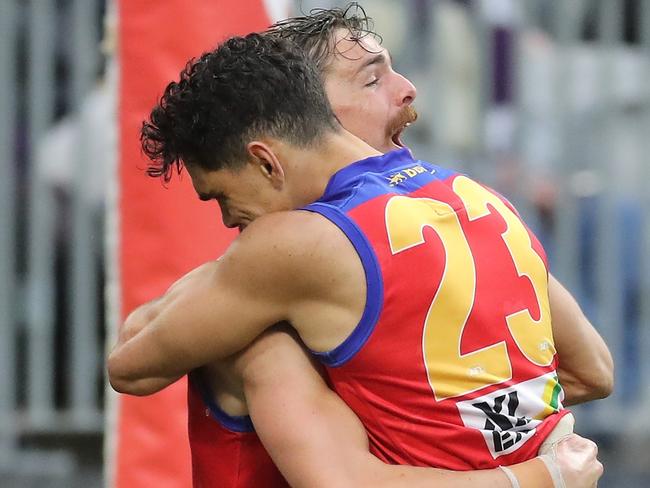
[188,373,288,487]
[303,148,568,470]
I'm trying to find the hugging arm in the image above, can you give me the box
[107,212,333,396]
[239,328,602,488]
[107,224,292,395]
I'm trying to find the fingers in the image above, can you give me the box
[558,433,598,456]
[595,459,604,477]
[551,433,604,488]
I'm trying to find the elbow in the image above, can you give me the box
[590,366,614,400]
[592,350,615,399]
[107,375,142,397]
[107,351,178,396]
[559,354,614,405]
[107,352,153,396]
[582,357,615,400]
[107,353,134,395]
[598,379,614,400]
[108,375,160,397]
[108,378,148,397]
[575,375,614,401]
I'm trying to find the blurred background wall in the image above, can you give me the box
[0,0,648,486]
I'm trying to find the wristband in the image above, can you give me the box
[498,465,521,488]
[539,453,567,488]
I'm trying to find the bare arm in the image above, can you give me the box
[109,296,184,394]
[107,211,345,396]
[107,218,295,395]
[239,328,601,488]
[548,274,614,405]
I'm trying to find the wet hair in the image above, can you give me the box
[141,33,338,182]
[265,2,382,73]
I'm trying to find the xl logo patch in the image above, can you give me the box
[456,373,560,459]
[470,391,535,455]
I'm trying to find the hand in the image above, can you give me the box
[547,434,603,488]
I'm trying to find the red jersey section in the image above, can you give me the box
[306,149,567,470]
[188,381,288,487]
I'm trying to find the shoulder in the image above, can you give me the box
[231,210,350,266]
[219,209,358,297]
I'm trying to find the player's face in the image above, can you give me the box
[186,161,289,231]
[323,29,417,153]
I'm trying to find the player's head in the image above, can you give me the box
[266,3,417,153]
[142,33,337,181]
[141,33,339,229]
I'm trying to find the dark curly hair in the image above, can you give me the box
[265,2,382,73]
[141,33,338,182]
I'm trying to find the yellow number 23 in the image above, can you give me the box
[385,176,555,401]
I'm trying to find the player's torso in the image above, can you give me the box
[304,148,567,470]
[187,371,288,488]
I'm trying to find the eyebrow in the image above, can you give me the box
[354,51,388,76]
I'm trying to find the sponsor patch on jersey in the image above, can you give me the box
[456,372,563,459]
[387,164,430,187]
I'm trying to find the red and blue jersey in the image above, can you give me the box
[187,375,288,487]
[304,148,568,470]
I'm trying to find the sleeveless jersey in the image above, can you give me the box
[188,375,288,487]
[304,148,568,470]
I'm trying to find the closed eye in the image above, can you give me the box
[198,192,224,202]
[198,193,216,202]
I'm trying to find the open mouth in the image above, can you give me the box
[391,122,412,147]
[389,106,418,149]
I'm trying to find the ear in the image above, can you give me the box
[246,141,285,190]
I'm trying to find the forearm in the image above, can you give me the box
[108,296,180,395]
[109,374,183,396]
[107,249,288,396]
[251,375,555,488]
[240,330,556,488]
[346,455,552,488]
[108,261,236,394]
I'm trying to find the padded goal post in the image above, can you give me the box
[109,1,290,486]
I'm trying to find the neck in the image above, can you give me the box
[284,129,382,207]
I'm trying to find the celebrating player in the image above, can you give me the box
[111,20,608,488]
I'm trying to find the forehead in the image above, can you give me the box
[186,163,228,198]
[185,163,212,194]
[324,28,387,79]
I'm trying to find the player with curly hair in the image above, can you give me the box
[111,6,609,488]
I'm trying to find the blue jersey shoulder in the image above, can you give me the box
[314,148,458,211]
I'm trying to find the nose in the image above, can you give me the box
[397,73,417,106]
[218,202,238,229]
